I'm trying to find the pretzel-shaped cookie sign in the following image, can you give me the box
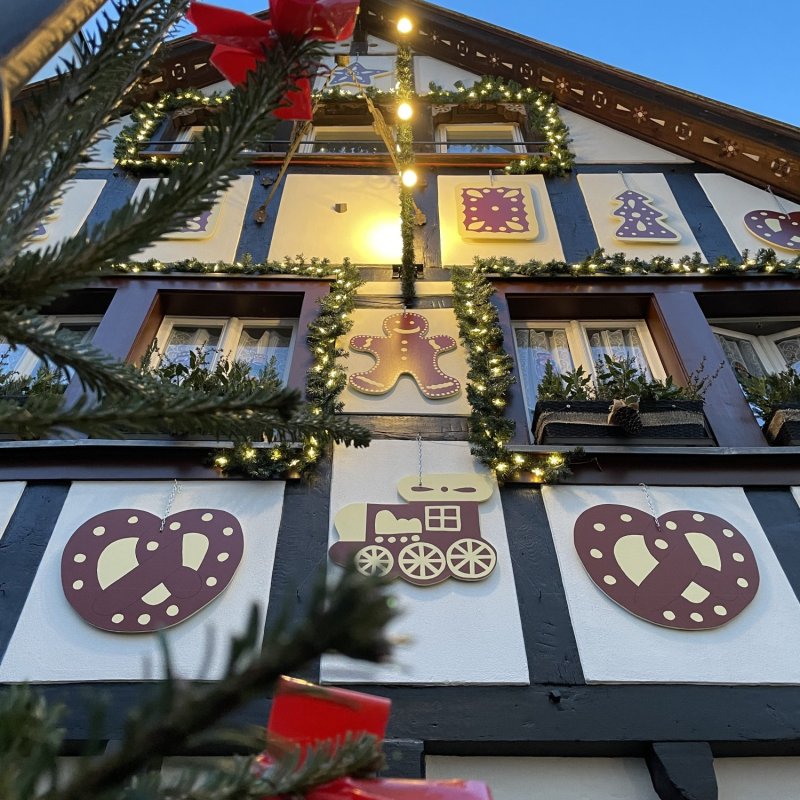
[574,504,759,630]
[61,508,244,633]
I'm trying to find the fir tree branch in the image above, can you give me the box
[0,37,325,312]
[39,570,395,800]
[0,0,188,257]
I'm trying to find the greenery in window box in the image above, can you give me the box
[742,370,800,423]
[426,76,574,176]
[0,363,66,438]
[537,356,721,402]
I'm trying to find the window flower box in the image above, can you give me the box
[532,399,713,446]
[763,403,800,446]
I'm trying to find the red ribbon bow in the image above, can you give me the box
[187,0,359,119]
[255,677,493,800]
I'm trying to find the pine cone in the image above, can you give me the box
[610,405,643,435]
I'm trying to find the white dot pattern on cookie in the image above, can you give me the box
[655,539,668,550]
[593,523,605,532]
[223,527,233,536]
[74,553,86,563]
[128,516,138,524]
[663,610,676,621]
[169,521,181,530]
[690,612,704,622]
[93,526,105,536]
[590,548,603,559]
[723,529,734,538]
[620,514,632,522]
[737,578,749,588]
[138,614,150,625]
[201,513,214,522]
[217,553,229,562]
[166,605,179,617]
[665,520,677,530]
[733,552,744,562]
[693,513,705,522]
[112,614,124,624]
[147,541,158,551]
[206,577,217,587]
[603,575,616,585]
[72,580,83,590]
[714,605,727,616]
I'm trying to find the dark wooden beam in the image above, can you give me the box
[646,742,718,800]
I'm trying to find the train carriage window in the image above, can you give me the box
[426,506,461,531]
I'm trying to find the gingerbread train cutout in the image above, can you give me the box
[348,311,461,399]
[61,508,244,633]
[573,504,759,630]
[329,473,498,586]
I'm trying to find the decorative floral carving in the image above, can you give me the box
[720,139,739,158]
[632,105,648,124]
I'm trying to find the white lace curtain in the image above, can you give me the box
[235,326,292,379]
[163,326,222,367]
[586,327,650,377]
[515,328,573,408]
[775,335,800,372]
[713,334,767,382]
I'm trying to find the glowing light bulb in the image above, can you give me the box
[397,101,413,120]
[396,16,413,34]
[400,168,418,188]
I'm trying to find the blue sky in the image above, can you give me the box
[225,0,799,127]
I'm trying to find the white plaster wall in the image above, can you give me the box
[268,174,402,265]
[320,440,528,684]
[201,80,232,96]
[340,307,470,416]
[426,756,659,800]
[696,173,800,256]
[414,58,479,94]
[0,480,285,682]
[560,109,691,165]
[542,485,800,684]
[315,56,396,92]
[0,483,25,542]
[438,174,564,266]
[83,116,130,169]
[131,175,253,263]
[24,180,106,253]
[715,758,800,800]
[578,172,705,261]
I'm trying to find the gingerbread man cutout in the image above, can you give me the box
[348,312,461,399]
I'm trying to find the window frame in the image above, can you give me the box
[512,319,665,438]
[170,125,205,154]
[711,319,800,375]
[1,315,103,378]
[435,123,525,155]
[151,316,298,383]
[425,506,462,532]
[300,125,388,155]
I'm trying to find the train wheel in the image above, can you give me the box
[398,542,446,583]
[354,545,394,577]
[446,538,497,580]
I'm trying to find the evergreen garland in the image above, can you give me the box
[114,89,230,173]
[426,76,574,176]
[396,43,417,305]
[211,259,363,478]
[471,247,800,277]
[451,266,579,482]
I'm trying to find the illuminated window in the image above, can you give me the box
[436,124,524,154]
[302,126,387,155]
[425,506,461,531]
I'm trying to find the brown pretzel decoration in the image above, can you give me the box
[61,508,244,633]
[574,504,759,630]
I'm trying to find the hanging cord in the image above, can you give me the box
[639,482,661,530]
[416,432,423,486]
[617,170,631,190]
[159,479,182,532]
[253,68,337,223]
[767,185,790,215]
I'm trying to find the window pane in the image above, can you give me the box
[443,127,517,154]
[162,326,222,367]
[235,326,293,380]
[515,327,574,407]
[714,333,767,382]
[0,338,28,374]
[774,334,800,372]
[586,327,651,378]
[58,323,98,343]
[311,129,386,154]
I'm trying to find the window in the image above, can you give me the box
[513,320,664,431]
[425,506,461,532]
[153,317,297,382]
[0,316,101,379]
[301,126,387,155]
[170,126,204,154]
[436,124,524,154]
[712,320,800,382]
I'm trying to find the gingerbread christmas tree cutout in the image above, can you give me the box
[612,189,681,244]
[348,311,461,399]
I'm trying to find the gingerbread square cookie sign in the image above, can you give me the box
[456,184,538,241]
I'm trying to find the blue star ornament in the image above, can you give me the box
[328,61,393,87]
